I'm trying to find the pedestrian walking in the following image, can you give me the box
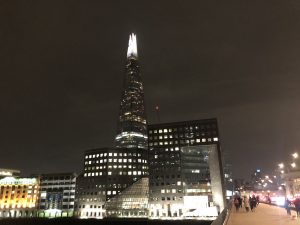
[234,197,240,212]
[284,198,291,215]
[238,196,242,208]
[243,196,250,212]
[294,198,300,216]
[249,195,257,212]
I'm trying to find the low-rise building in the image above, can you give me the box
[36,173,77,218]
[0,176,39,218]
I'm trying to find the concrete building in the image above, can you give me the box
[148,119,225,219]
[36,173,76,218]
[0,176,39,218]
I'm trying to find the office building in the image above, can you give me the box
[0,177,39,218]
[148,119,225,219]
[36,173,76,218]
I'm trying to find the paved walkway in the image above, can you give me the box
[227,203,299,225]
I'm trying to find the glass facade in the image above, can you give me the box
[105,177,149,217]
[115,33,148,150]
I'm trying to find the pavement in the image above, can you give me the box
[227,203,300,225]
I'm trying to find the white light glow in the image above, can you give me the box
[127,33,138,58]
[278,163,284,169]
[292,152,298,159]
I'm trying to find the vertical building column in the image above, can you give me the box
[208,145,226,212]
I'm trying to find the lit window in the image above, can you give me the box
[213,137,218,141]
[172,189,176,193]
[159,129,162,133]
[114,153,117,156]
[108,171,112,175]
[202,138,206,142]
[161,189,165,193]
[109,153,112,156]
[164,129,168,133]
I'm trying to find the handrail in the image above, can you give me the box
[211,200,232,225]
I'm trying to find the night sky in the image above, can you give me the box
[0,1,300,179]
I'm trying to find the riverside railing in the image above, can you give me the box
[211,201,232,225]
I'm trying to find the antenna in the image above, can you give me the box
[155,106,160,123]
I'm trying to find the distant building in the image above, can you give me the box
[147,119,225,219]
[36,173,76,218]
[0,168,20,178]
[0,176,39,218]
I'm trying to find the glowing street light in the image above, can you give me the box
[291,162,296,168]
[292,152,298,159]
[278,163,284,169]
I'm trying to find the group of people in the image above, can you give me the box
[233,195,259,212]
[285,198,300,216]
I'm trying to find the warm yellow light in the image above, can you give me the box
[291,162,296,168]
[292,153,298,159]
[278,163,284,169]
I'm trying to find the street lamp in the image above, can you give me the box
[291,162,296,168]
[292,152,298,159]
[279,163,284,169]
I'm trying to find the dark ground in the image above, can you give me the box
[0,218,212,225]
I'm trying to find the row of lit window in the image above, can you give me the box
[85,158,147,165]
[150,196,182,201]
[85,152,143,159]
[85,164,146,171]
[149,133,215,140]
[149,138,218,146]
[84,171,145,177]
[149,125,216,134]
[78,204,103,209]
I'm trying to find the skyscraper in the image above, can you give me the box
[115,33,148,150]
[75,34,149,219]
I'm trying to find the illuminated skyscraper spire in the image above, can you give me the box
[115,33,147,149]
[127,33,138,58]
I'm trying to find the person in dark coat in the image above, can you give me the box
[249,195,257,212]
[234,197,240,212]
[294,198,300,216]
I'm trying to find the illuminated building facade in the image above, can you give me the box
[36,173,76,218]
[148,119,225,219]
[75,33,149,219]
[115,33,148,150]
[0,177,39,218]
[0,168,20,178]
